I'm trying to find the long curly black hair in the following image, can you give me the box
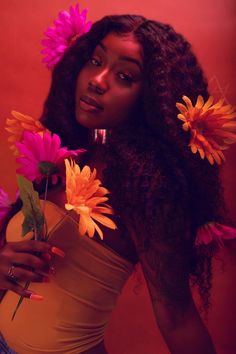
[39,15,228,311]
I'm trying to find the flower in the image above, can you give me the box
[16,131,85,184]
[0,188,19,248]
[0,187,11,222]
[0,188,12,247]
[176,95,236,165]
[5,111,47,155]
[195,222,236,248]
[41,4,92,69]
[65,159,117,239]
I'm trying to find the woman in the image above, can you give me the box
[0,12,229,353]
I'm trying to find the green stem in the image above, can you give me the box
[44,176,49,204]
[42,177,49,240]
[11,281,30,321]
[11,178,49,320]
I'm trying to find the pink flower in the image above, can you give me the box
[41,4,92,69]
[0,188,11,222]
[16,131,85,184]
[195,222,236,248]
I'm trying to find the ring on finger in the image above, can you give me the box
[7,265,18,283]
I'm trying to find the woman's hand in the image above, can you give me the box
[0,240,65,299]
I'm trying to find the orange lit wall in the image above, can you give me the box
[0,1,235,353]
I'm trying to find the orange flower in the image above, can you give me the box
[176,95,236,165]
[64,159,117,239]
[5,111,47,155]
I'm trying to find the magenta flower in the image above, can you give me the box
[195,222,236,248]
[16,131,85,184]
[41,4,92,69]
[0,188,11,222]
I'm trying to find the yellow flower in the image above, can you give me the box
[5,111,47,155]
[176,95,236,165]
[64,159,117,239]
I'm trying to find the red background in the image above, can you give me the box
[0,1,236,353]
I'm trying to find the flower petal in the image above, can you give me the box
[90,213,117,230]
[79,214,88,236]
[64,159,115,239]
[41,4,92,69]
[177,95,236,165]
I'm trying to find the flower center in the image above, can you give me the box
[38,161,59,176]
[194,120,208,134]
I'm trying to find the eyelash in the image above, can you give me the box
[90,57,101,66]
[118,73,134,86]
[89,57,134,84]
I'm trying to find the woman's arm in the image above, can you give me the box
[138,251,217,354]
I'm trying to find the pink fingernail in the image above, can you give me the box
[30,294,44,301]
[51,247,65,258]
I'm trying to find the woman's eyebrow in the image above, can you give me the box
[98,42,142,71]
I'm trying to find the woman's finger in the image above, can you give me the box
[12,252,51,275]
[6,281,43,300]
[6,265,50,284]
[9,240,65,258]
[10,240,52,253]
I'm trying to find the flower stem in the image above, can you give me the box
[42,177,49,240]
[11,281,30,321]
[44,176,49,202]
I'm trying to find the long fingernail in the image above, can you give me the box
[30,294,44,301]
[51,247,65,258]
[25,291,43,300]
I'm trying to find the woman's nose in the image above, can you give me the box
[89,69,109,94]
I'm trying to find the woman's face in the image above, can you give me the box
[75,32,143,129]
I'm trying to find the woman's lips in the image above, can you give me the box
[79,95,104,113]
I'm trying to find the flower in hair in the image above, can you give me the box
[41,3,92,69]
[176,95,236,165]
[65,159,117,240]
[16,131,85,184]
[195,222,236,248]
[5,111,47,155]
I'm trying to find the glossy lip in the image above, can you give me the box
[80,95,104,110]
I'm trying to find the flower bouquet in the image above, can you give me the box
[1,111,117,320]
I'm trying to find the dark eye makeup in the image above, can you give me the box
[87,53,139,85]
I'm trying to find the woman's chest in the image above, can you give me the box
[46,182,139,266]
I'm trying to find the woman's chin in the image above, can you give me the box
[75,113,106,130]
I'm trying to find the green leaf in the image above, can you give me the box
[17,175,45,239]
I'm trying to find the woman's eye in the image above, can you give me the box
[90,57,101,66]
[118,72,134,84]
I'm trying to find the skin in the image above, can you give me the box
[75,32,143,129]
